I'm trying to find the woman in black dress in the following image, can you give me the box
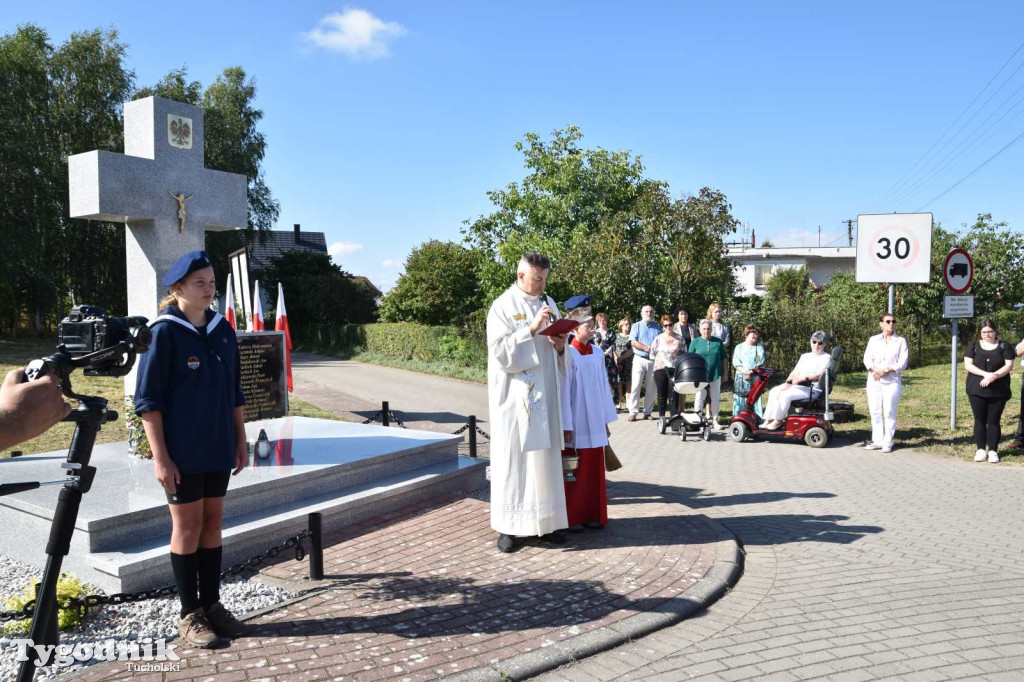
[964,318,1015,463]
[613,317,634,412]
[593,312,618,401]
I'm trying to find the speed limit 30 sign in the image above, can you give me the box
[855,213,933,283]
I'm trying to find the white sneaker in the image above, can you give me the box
[864,442,881,451]
[882,446,893,454]
[974,449,988,462]
[988,450,1000,463]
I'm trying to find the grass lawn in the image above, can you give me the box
[0,338,338,458]
[348,351,487,384]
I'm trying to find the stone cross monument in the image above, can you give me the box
[68,96,247,398]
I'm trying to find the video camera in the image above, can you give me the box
[26,305,152,399]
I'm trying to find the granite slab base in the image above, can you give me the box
[0,417,485,592]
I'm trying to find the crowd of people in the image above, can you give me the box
[484,252,1024,556]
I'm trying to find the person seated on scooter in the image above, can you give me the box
[761,331,831,431]
[650,314,685,419]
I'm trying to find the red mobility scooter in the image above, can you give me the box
[728,347,843,448]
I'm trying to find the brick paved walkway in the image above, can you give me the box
[539,423,1024,681]
[69,480,738,681]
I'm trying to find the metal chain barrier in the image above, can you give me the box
[475,426,490,441]
[361,410,383,424]
[0,530,312,625]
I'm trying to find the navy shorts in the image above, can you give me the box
[166,470,231,505]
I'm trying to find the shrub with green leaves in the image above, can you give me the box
[2,573,92,635]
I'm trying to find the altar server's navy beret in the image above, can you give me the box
[162,250,212,286]
[561,294,593,311]
[564,295,591,310]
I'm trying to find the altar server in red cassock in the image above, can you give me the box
[560,296,618,530]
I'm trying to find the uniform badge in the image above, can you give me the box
[187,356,201,370]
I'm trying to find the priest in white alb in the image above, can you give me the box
[560,296,617,531]
[487,251,573,553]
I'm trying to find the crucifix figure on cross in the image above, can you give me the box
[166,190,194,233]
[68,95,248,396]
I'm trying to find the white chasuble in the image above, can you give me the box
[486,284,569,536]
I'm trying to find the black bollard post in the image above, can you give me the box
[468,415,477,458]
[382,401,390,427]
[308,512,323,581]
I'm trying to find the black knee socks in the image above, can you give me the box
[170,551,200,618]
[197,545,223,609]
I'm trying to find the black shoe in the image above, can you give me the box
[497,533,518,553]
[567,525,585,533]
[539,531,567,545]
[583,522,605,530]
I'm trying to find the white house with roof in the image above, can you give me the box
[730,245,857,297]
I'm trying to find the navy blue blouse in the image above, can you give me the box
[134,306,245,474]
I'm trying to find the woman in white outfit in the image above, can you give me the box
[863,314,909,453]
[762,331,831,430]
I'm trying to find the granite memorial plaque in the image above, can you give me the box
[237,331,289,421]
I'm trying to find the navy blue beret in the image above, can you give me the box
[162,250,212,286]
[564,295,591,310]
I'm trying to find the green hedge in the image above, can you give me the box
[296,322,488,367]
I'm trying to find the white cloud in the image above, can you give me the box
[380,259,402,268]
[304,8,407,59]
[328,241,364,258]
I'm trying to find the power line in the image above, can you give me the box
[874,39,1024,209]
[915,127,1024,211]
[887,80,1024,207]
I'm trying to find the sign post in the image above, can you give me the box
[856,213,934,314]
[942,248,975,430]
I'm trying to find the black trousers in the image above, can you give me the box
[653,369,672,417]
[968,394,1008,452]
[1014,380,1024,444]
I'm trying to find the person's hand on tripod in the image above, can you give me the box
[0,369,72,451]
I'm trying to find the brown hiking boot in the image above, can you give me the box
[179,608,223,649]
[205,601,247,637]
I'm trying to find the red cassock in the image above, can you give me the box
[562,445,608,526]
[561,338,612,527]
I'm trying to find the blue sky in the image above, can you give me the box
[5,1,1024,291]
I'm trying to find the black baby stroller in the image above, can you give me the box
[658,353,713,441]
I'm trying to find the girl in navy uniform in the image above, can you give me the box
[134,250,248,648]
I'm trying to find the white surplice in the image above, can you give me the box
[561,342,618,449]
[487,283,569,536]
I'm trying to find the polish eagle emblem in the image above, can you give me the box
[169,117,191,147]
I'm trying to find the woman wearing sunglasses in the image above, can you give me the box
[762,331,831,430]
[863,314,909,453]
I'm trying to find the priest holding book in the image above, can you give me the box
[486,252,576,553]
[560,296,617,531]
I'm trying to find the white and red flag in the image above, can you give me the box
[275,282,293,392]
[224,273,237,330]
[252,280,265,331]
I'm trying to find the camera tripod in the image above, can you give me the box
[0,334,146,682]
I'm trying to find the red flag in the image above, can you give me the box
[274,418,294,466]
[275,282,293,392]
[252,280,265,331]
[224,273,237,330]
